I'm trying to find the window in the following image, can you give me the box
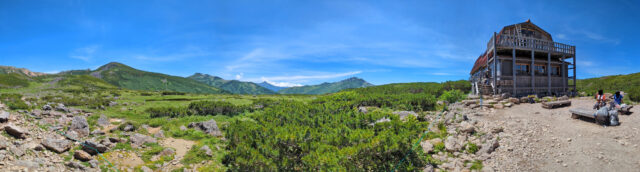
[534,65,546,75]
[550,66,560,76]
[516,64,529,75]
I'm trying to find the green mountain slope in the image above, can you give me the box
[0,65,46,77]
[256,81,287,92]
[91,62,226,94]
[188,73,275,94]
[278,77,374,94]
[577,72,640,101]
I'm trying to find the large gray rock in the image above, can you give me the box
[420,141,434,153]
[42,104,52,111]
[74,150,92,161]
[5,125,27,139]
[82,140,109,155]
[460,121,475,133]
[65,161,86,170]
[55,103,69,112]
[69,116,90,138]
[141,166,153,172]
[444,136,460,152]
[154,130,165,138]
[477,138,500,155]
[130,133,157,148]
[41,138,72,153]
[97,114,109,127]
[188,119,222,136]
[0,111,9,123]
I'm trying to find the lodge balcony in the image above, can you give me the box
[487,34,575,56]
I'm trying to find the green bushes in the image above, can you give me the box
[146,100,251,118]
[0,73,29,88]
[188,101,249,116]
[439,89,466,103]
[0,93,29,110]
[628,86,640,102]
[161,91,186,95]
[223,100,429,171]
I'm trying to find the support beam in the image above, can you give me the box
[512,48,516,96]
[531,50,535,94]
[547,52,551,95]
[573,54,577,94]
[561,56,566,94]
[493,32,498,95]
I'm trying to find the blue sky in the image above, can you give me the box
[1,0,639,86]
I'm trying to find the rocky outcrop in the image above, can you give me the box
[69,116,90,138]
[130,133,157,148]
[393,111,418,120]
[41,138,72,153]
[97,114,109,127]
[82,140,109,155]
[74,150,92,161]
[0,111,9,123]
[188,120,222,136]
[5,125,27,139]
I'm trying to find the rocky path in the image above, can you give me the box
[477,97,640,171]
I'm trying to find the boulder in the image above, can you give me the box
[41,138,72,153]
[5,125,27,139]
[0,111,9,123]
[188,120,222,136]
[42,104,52,111]
[82,140,109,155]
[508,98,520,104]
[460,121,475,133]
[130,133,157,148]
[122,124,135,132]
[558,95,569,101]
[55,103,69,112]
[65,161,86,170]
[444,136,459,152]
[504,103,513,107]
[420,141,434,153]
[88,160,99,168]
[108,101,118,107]
[74,150,92,161]
[69,116,90,138]
[109,137,123,143]
[199,145,213,156]
[358,106,368,114]
[493,104,504,109]
[369,117,391,126]
[91,129,105,135]
[429,138,443,145]
[180,125,187,131]
[97,115,109,127]
[393,111,418,120]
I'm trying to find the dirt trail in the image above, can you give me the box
[159,137,196,170]
[478,97,640,171]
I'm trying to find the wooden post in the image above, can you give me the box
[561,56,566,94]
[512,48,516,96]
[547,52,551,95]
[493,32,498,95]
[573,52,576,94]
[531,49,535,94]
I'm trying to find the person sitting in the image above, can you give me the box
[594,90,606,110]
[613,91,623,106]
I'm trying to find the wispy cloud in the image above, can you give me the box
[132,46,211,62]
[70,45,100,62]
[262,80,303,87]
[259,71,362,81]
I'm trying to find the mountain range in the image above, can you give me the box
[1,62,373,95]
[188,73,275,95]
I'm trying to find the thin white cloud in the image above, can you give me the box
[235,73,244,80]
[259,71,362,81]
[262,80,303,87]
[70,45,100,62]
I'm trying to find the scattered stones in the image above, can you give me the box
[5,125,27,139]
[69,116,90,138]
[65,161,86,170]
[141,166,153,172]
[42,104,52,111]
[123,124,135,132]
[108,101,118,107]
[420,141,434,153]
[493,104,504,109]
[74,150,92,161]
[55,103,69,112]
[188,119,222,136]
[41,138,72,153]
[358,106,368,114]
[91,129,105,135]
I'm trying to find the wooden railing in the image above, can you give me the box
[488,34,575,55]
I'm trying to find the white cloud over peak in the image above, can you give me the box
[70,45,100,62]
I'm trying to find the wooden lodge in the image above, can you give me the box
[470,20,576,97]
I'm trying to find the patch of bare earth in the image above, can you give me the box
[103,118,124,133]
[106,150,145,169]
[478,97,640,171]
[160,138,196,169]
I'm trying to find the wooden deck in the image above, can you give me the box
[488,34,576,56]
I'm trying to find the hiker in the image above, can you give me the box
[593,90,606,110]
[613,91,623,105]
